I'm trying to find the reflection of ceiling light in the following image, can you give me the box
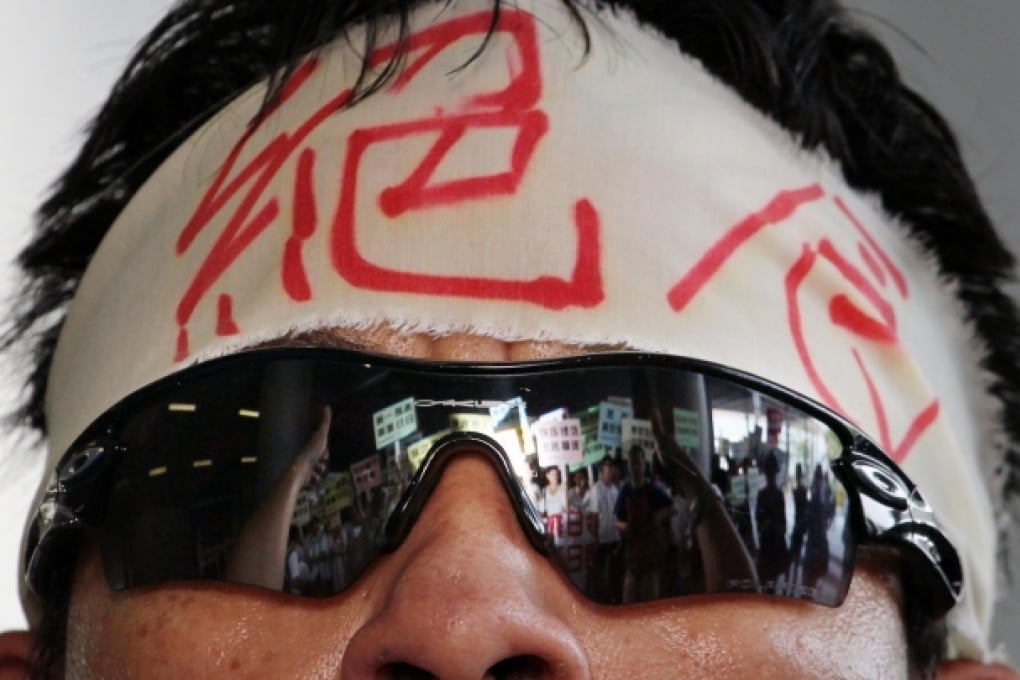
[168,403,196,412]
[148,466,167,477]
[192,459,213,468]
[241,456,257,464]
[238,409,260,418]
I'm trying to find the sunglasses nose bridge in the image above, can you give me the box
[384,432,550,553]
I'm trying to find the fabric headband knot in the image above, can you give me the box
[36,0,1001,659]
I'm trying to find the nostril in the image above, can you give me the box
[378,655,551,680]
[487,655,550,680]
[378,662,435,680]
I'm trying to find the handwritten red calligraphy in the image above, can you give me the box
[173,10,603,361]
[668,186,937,463]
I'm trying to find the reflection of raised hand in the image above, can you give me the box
[292,407,332,489]
[649,408,758,593]
[225,406,333,591]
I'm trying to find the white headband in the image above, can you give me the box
[38,0,999,659]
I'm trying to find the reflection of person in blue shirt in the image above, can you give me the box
[614,445,673,602]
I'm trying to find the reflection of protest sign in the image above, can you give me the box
[597,400,632,446]
[449,412,494,436]
[373,397,417,449]
[489,398,534,455]
[534,418,583,466]
[621,417,657,461]
[351,454,383,492]
[293,490,313,526]
[673,408,700,450]
[406,429,452,472]
[321,472,352,515]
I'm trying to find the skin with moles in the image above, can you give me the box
[60,329,917,679]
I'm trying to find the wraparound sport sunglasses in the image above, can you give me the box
[25,349,961,617]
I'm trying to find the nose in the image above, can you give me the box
[339,445,591,680]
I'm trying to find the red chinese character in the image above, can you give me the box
[668,187,938,462]
[173,9,603,360]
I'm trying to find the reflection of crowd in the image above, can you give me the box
[283,487,396,596]
[537,447,705,605]
[547,432,841,604]
[717,444,837,595]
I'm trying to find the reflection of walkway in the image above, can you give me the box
[782,514,847,602]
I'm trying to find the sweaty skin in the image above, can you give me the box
[61,329,918,680]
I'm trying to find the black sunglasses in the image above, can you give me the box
[25,349,962,617]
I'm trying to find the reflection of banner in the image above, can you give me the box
[406,429,452,472]
[321,472,352,515]
[673,408,700,450]
[620,417,657,460]
[545,508,598,588]
[489,398,534,455]
[597,400,633,447]
[449,412,495,436]
[293,490,313,526]
[373,397,417,449]
[534,418,583,465]
[351,454,383,492]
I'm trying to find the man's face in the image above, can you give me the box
[58,328,916,679]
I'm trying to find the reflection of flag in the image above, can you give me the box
[351,454,383,493]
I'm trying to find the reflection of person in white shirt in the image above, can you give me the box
[540,465,568,518]
[588,459,620,543]
[568,469,589,509]
[285,527,310,596]
[584,457,621,602]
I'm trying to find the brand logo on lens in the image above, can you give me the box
[415,399,511,409]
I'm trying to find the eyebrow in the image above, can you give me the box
[243,328,377,352]
[239,327,632,356]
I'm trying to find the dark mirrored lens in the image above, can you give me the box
[96,356,855,606]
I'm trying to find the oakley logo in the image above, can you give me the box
[415,399,512,409]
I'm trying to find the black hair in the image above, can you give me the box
[11,0,1019,676]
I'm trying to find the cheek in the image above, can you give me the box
[65,544,367,680]
[575,573,908,679]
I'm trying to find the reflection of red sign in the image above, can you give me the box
[669,186,938,463]
[173,9,603,360]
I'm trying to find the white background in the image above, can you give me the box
[1,0,1018,657]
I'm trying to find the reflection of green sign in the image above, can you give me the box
[673,408,700,450]
[569,440,610,472]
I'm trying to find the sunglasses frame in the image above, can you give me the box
[24,349,963,617]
